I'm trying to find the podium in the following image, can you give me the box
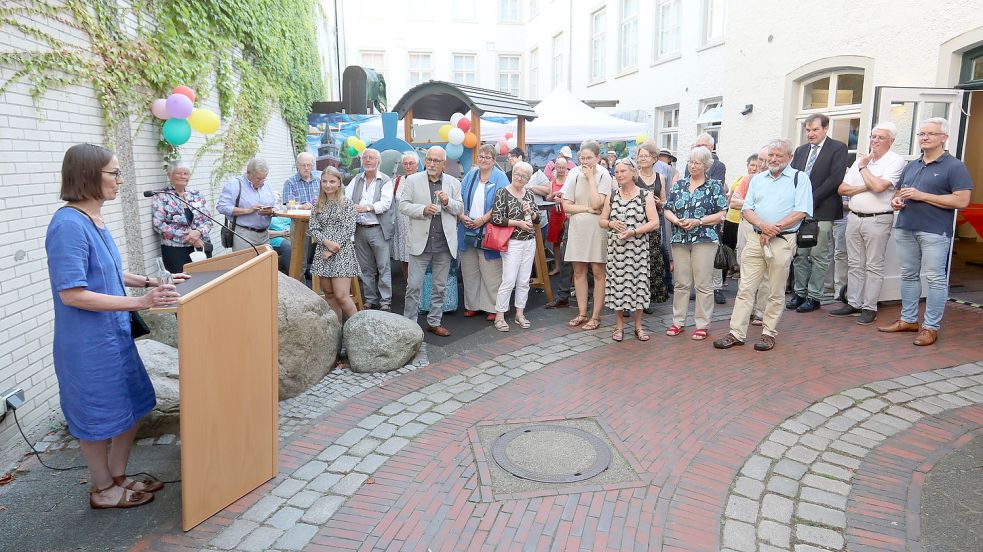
[155,247,279,530]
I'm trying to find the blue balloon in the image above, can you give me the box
[445,143,464,159]
[162,118,191,146]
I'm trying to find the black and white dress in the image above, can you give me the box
[307,197,360,278]
[604,188,651,311]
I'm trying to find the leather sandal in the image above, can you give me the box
[582,318,602,331]
[113,474,164,493]
[634,328,650,341]
[568,314,589,327]
[494,318,510,332]
[89,483,154,510]
[612,328,624,342]
[515,316,531,329]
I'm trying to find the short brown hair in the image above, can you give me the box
[478,143,497,158]
[60,143,114,202]
[804,113,829,128]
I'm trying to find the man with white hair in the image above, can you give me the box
[399,146,464,336]
[714,139,813,352]
[217,157,276,251]
[879,118,973,346]
[282,152,319,209]
[345,148,395,311]
[829,122,906,325]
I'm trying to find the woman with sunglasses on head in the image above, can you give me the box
[600,157,661,342]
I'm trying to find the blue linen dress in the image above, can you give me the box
[45,208,155,441]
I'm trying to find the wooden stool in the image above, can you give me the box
[528,225,554,302]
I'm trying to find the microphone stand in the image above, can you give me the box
[145,190,261,257]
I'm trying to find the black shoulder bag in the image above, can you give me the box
[61,207,150,339]
[792,170,819,248]
[221,180,243,248]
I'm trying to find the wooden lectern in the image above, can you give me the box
[156,247,279,530]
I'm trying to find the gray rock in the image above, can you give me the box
[342,310,423,374]
[277,273,342,399]
[136,340,180,437]
[139,310,178,347]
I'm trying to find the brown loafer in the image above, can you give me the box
[754,334,776,351]
[877,319,919,333]
[426,325,451,337]
[913,328,938,346]
[713,333,745,349]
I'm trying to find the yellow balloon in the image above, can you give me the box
[635,133,648,144]
[354,139,366,153]
[188,109,220,134]
[346,136,358,147]
[438,124,452,141]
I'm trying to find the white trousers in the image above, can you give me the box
[495,238,537,312]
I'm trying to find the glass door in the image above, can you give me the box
[873,86,966,160]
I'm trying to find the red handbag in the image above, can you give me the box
[481,223,514,252]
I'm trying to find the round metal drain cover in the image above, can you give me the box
[491,424,612,483]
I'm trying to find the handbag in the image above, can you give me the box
[789,170,819,248]
[463,226,485,250]
[481,223,513,252]
[221,181,243,248]
[714,243,737,271]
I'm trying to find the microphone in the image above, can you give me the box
[144,189,260,256]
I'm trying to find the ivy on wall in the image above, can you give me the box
[0,0,325,183]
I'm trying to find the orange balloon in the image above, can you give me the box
[172,85,196,103]
[462,131,478,149]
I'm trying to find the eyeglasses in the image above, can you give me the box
[102,170,123,180]
[512,174,530,181]
[425,157,445,164]
[916,132,946,138]
[477,155,494,160]
[868,135,891,141]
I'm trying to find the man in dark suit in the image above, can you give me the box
[786,113,848,313]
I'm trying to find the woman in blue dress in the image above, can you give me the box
[45,144,187,509]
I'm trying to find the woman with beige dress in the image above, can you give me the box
[560,139,612,331]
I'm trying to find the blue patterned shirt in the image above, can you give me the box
[282,172,320,205]
[666,177,728,244]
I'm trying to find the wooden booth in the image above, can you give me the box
[151,247,280,531]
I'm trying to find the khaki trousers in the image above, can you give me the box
[730,227,797,341]
[845,212,893,311]
[459,247,503,313]
[670,242,718,329]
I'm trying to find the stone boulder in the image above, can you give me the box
[343,310,423,374]
[135,339,180,438]
[139,310,178,348]
[277,272,342,399]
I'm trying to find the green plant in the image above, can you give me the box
[1,0,325,184]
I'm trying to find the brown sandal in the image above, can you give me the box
[89,483,154,509]
[612,328,624,342]
[582,318,602,331]
[568,314,589,327]
[113,474,164,493]
[634,328,651,341]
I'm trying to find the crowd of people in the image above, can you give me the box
[144,114,973,347]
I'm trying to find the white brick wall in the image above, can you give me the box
[0,7,300,464]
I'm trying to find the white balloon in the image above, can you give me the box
[448,128,466,145]
[450,113,464,126]
[506,137,518,149]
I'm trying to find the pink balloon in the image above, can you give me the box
[150,98,170,120]
[165,93,194,119]
[504,132,513,139]
[456,118,471,132]
[497,140,508,155]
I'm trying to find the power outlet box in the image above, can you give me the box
[1,388,26,417]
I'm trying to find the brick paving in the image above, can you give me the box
[122,301,983,552]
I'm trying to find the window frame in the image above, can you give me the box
[499,0,520,23]
[498,54,522,97]
[701,0,725,47]
[619,0,639,72]
[697,97,723,147]
[654,0,681,61]
[360,50,386,75]
[528,46,539,98]
[795,70,867,164]
[589,8,606,83]
[657,104,680,153]
[407,51,433,88]
[451,52,478,86]
[551,32,564,89]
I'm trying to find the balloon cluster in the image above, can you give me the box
[345,136,367,156]
[438,113,477,160]
[495,132,517,155]
[635,133,649,144]
[151,86,220,146]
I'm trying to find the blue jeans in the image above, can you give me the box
[895,229,951,330]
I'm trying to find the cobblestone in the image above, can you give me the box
[274,523,318,551]
[760,494,793,523]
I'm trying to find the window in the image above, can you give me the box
[590,9,606,82]
[797,70,865,164]
[702,0,725,45]
[452,3,476,21]
[452,53,477,86]
[528,0,539,19]
[655,0,680,59]
[658,104,679,153]
[498,55,521,96]
[499,0,519,23]
[360,51,385,73]
[958,44,983,89]
[528,47,539,98]
[407,52,432,87]
[619,0,639,71]
[697,98,723,145]
[552,33,564,89]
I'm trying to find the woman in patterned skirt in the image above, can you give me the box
[308,166,360,322]
[600,157,661,342]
